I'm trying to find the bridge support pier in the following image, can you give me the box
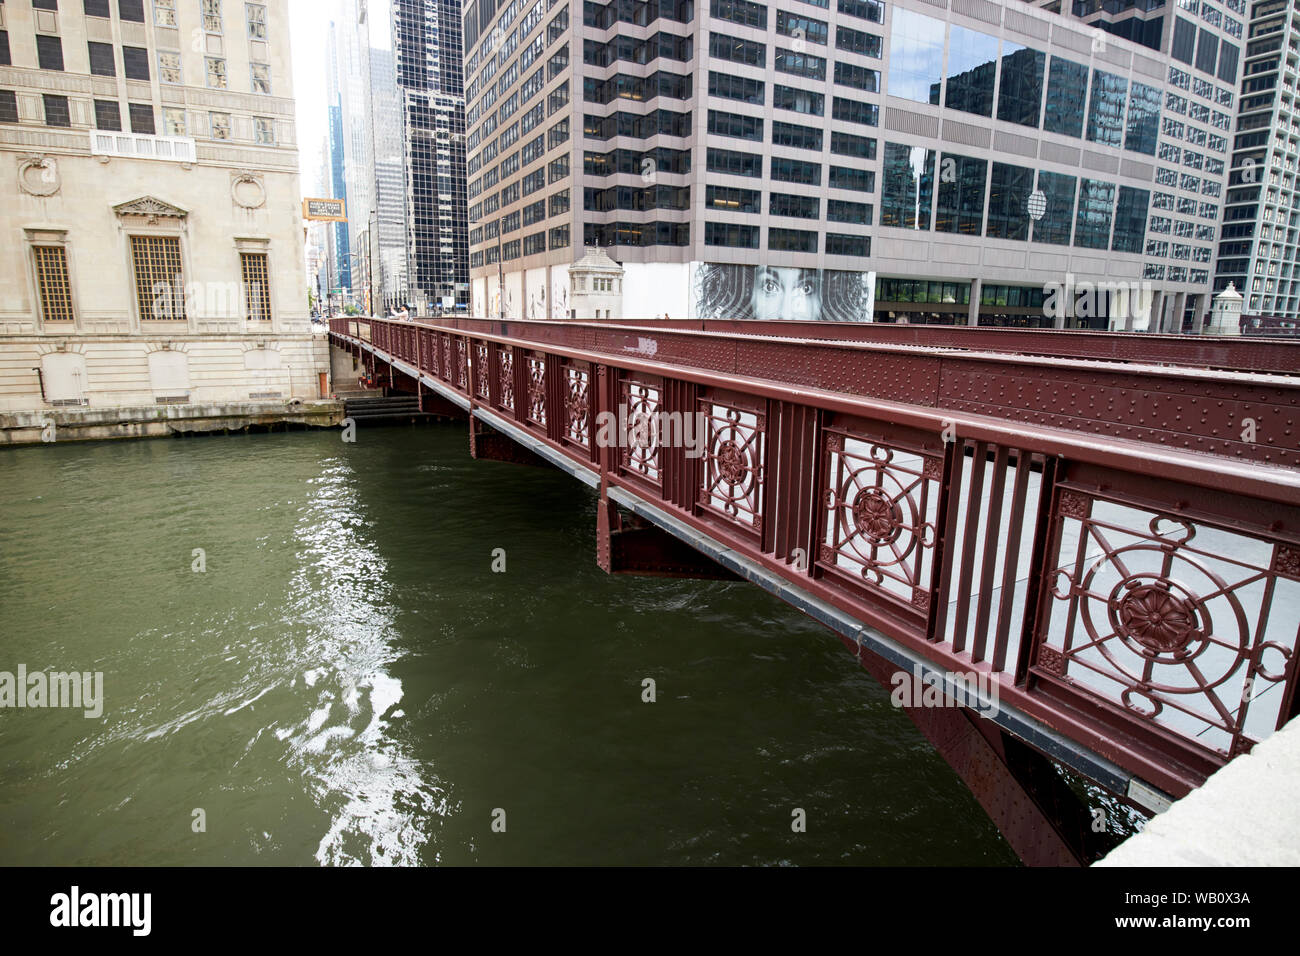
[597,494,738,580]
[853,649,1113,867]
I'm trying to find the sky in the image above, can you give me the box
[289,0,332,195]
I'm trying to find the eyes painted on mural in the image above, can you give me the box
[751,267,824,321]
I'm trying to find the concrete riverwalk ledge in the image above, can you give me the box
[1096,718,1300,867]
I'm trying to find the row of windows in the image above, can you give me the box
[0,89,272,142]
[880,143,1150,254]
[703,222,870,256]
[703,146,876,189]
[26,235,272,325]
[704,185,873,224]
[888,9,1176,157]
[705,103,876,147]
[583,70,691,104]
[28,35,271,93]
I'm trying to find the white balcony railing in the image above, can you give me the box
[89,131,197,163]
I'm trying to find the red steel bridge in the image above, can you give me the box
[330,315,1300,866]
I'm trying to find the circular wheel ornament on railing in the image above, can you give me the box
[852,488,904,546]
[716,438,746,485]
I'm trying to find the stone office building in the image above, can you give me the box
[0,0,331,443]
[461,0,1241,330]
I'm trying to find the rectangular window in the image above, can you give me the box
[707,147,762,178]
[250,63,270,94]
[164,107,187,136]
[711,0,767,29]
[945,25,998,117]
[776,11,828,46]
[708,109,763,141]
[246,3,267,38]
[775,48,825,80]
[768,227,818,252]
[202,0,223,33]
[770,156,821,185]
[37,36,65,72]
[1073,179,1114,250]
[836,24,881,58]
[709,33,765,68]
[710,72,766,106]
[769,192,819,219]
[43,94,71,128]
[773,84,821,115]
[1031,170,1076,245]
[131,235,186,320]
[826,233,869,257]
[210,111,231,139]
[707,184,761,214]
[828,199,872,225]
[123,46,150,80]
[1194,27,1218,75]
[1171,17,1195,65]
[33,246,75,323]
[159,51,182,84]
[705,222,759,248]
[241,252,271,322]
[986,161,1034,240]
[129,103,155,134]
[207,57,227,89]
[154,0,178,26]
[771,120,821,150]
[119,0,146,21]
[834,61,879,93]
[997,44,1044,128]
[831,96,878,126]
[1044,56,1088,138]
[0,91,18,124]
[254,116,274,144]
[1111,186,1150,253]
[94,99,122,130]
[888,8,944,104]
[828,165,874,192]
[831,131,875,160]
[881,143,934,228]
[935,153,987,235]
[0,32,8,68]
[1085,70,1126,148]
[88,42,116,76]
[85,0,113,16]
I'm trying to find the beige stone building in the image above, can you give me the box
[0,0,332,443]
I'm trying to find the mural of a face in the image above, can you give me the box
[750,267,823,321]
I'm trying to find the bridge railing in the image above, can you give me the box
[334,316,1300,797]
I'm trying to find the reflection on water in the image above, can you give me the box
[0,428,1020,866]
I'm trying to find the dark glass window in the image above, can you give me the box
[834,61,879,92]
[768,227,818,252]
[836,25,881,58]
[707,109,763,141]
[882,142,934,228]
[0,31,9,68]
[34,0,59,9]
[1111,186,1149,253]
[129,102,154,134]
[707,147,762,178]
[118,0,145,21]
[705,221,759,248]
[1085,70,1126,148]
[986,162,1034,241]
[776,11,828,45]
[1171,17,1196,65]
[709,33,765,67]
[1195,28,1218,75]
[1125,82,1160,155]
[838,0,883,23]
[773,84,823,115]
[1032,170,1076,245]
[37,35,64,72]
[829,165,874,192]
[94,99,122,130]
[706,184,761,214]
[123,46,150,80]
[997,45,1044,128]
[709,72,765,105]
[88,41,116,76]
[84,0,112,16]
[1043,56,1088,137]
[935,153,987,235]
[826,233,869,257]
[830,131,875,159]
[769,192,819,219]
[1073,179,1115,250]
[775,48,825,80]
[711,0,767,29]
[831,96,878,126]
[0,90,18,124]
[828,199,872,224]
[43,94,71,128]
[888,7,944,104]
[1218,42,1239,84]
[771,120,822,150]
[945,26,998,117]
[770,156,821,185]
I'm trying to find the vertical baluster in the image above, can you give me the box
[971,445,1011,663]
[992,452,1034,672]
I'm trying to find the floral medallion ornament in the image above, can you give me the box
[852,488,903,546]
[716,439,745,484]
[1116,584,1201,654]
